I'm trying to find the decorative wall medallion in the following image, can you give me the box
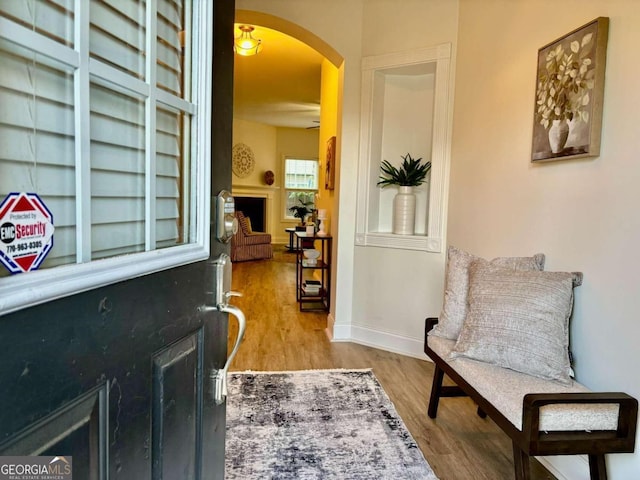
[232,143,255,178]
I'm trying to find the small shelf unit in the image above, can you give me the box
[295,232,332,312]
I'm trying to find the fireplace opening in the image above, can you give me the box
[235,197,266,232]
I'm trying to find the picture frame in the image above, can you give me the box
[325,136,336,190]
[531,17,609,162]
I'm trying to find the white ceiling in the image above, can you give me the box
[233,24,325,129]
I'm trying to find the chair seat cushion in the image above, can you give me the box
[428,335,619,432]
[241,232,271,246]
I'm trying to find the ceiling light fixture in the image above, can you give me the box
[234,25,262,56]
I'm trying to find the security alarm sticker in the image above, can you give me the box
[0,192,55,274]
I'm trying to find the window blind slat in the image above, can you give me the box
[91,222,144,259]
[0,51,73,108]
[0,128,74,167]
[0,0,74,45]
[157,0,180,28]
[157,19,181,53]
[156,176,178,198]
[91,143,144,174]
[156,0,182,95]
[91,118,145,150]
[0,90,74,135]
[157,107,179,133]
[157,65,180,95]
[90,0,145,77]
[156,153,179,176]
[92,198,144,224]
[90,2,145,52]
[94,0,145,28]
[90,29,144,78]
[91,170,145,198]
[156,130,179,155]
[91,83,144,123]
[0,163,75,197]
[156,198,179,217]
[156,219,179,243]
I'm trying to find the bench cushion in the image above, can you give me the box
[428,335,619,432]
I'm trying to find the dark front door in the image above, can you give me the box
[0,1,235,478]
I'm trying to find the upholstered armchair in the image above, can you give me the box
[231,211,273,262]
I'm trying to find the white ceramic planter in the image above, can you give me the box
[393,186,416,235]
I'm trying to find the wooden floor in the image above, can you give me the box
[228,247,556,480]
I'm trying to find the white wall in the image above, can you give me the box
[348,0,459,356]
[351,246,445,356]
[450,1,640,477]
[361,0,460,57]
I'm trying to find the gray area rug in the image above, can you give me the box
[225,369,438,479]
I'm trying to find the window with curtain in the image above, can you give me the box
[283,158,318,219]
[0,0,212,312]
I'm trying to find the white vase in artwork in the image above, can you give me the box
[548,119,570,154]
[393,186,416,235]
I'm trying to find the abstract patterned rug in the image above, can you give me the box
[225,369,438,479]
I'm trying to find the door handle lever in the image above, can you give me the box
[199,301,246,405]
[210,304,245,404]
[199,253,247,405]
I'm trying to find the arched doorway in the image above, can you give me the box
[232,11,344,329]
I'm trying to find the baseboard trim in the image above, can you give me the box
[328,317,352,341]
[349,324,426,359]
[537,455,588,480]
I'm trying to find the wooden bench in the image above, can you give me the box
[424,317,638,480]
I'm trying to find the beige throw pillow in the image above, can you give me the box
[430,246,545,340]
[450,262,582,384]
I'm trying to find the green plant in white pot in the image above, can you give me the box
[377,153,431,235]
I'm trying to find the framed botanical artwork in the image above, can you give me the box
[325,136,336,190]
[531,17,609,162]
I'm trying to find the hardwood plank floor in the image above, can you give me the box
[228,247,556,480]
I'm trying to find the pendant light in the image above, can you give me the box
[234,25,262,56]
